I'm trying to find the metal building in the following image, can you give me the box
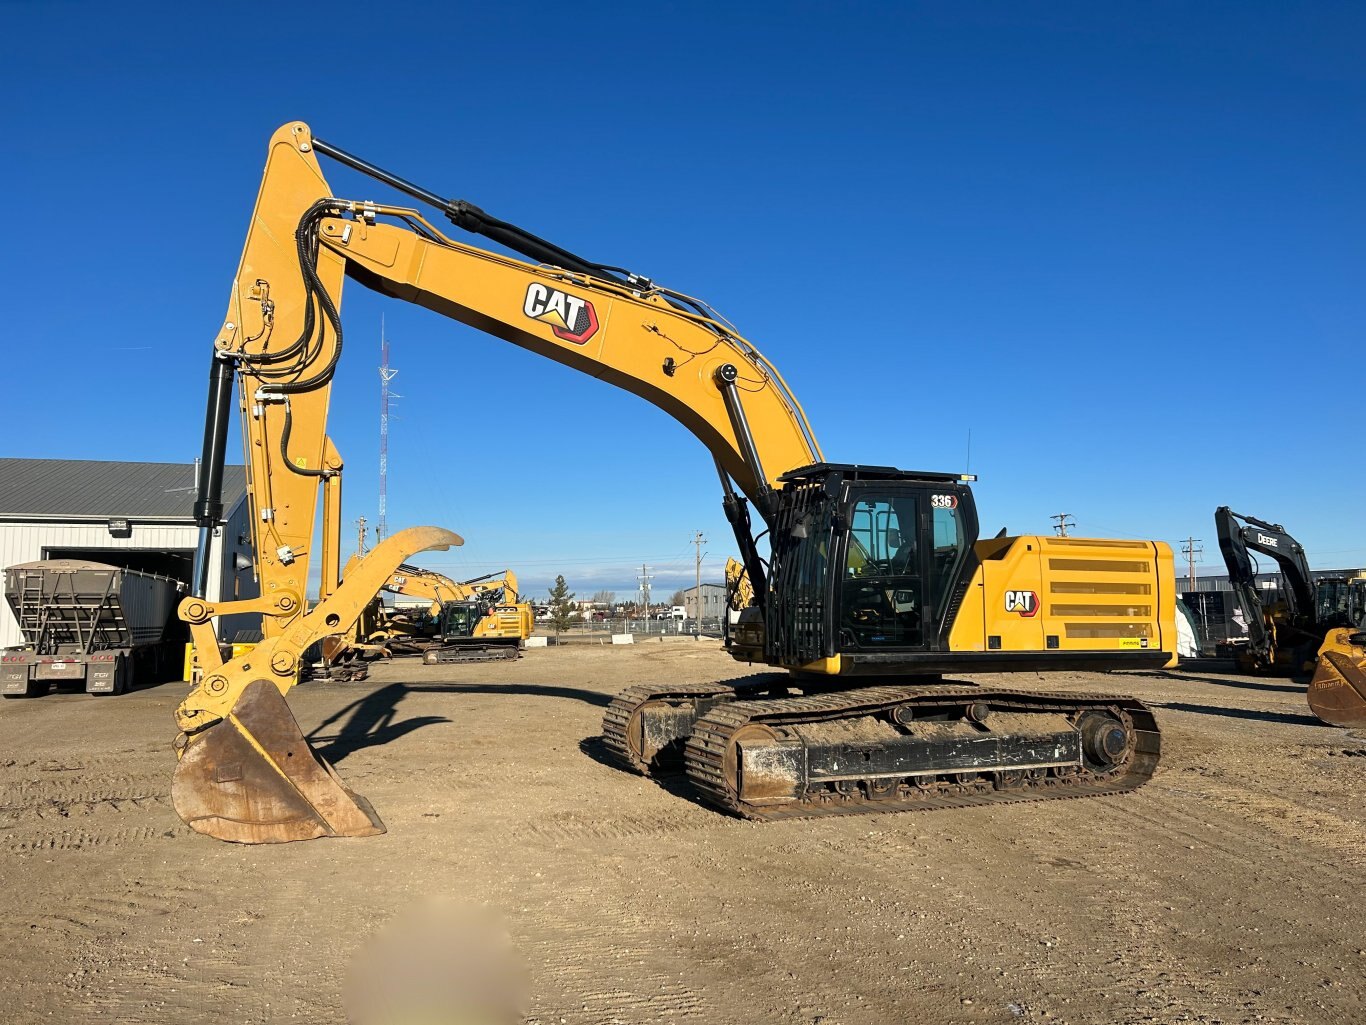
[0,459,256,648]
[680,582,728,621]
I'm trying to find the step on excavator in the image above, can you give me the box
[1213,507,1366,726]
[174,122,1175,843]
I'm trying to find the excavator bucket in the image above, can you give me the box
[1307,629,1366,728]
[172,679,384,843]
[171,525,463,843]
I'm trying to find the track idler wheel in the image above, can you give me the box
[1076,711,1132,770]
[171,679,384,843]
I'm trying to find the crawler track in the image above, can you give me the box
[683,684,1160,821]
[421,644,522,665]
[602,683,739,774]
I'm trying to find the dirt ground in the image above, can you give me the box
[1,641,1363,1025]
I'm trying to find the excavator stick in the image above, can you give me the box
[1307,629,1366,728]
[172,679,383,842]
[172,526,462,843]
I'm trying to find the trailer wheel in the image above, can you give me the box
[112,655,131,695]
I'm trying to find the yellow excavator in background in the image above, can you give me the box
[407,567,534,664]
[318,561,532,677]
[366,561,530,658]
[173,121,1175,843]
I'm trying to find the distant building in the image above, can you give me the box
[1177,567,1362,599]
[680,582,727,620]
[0,459,256,648]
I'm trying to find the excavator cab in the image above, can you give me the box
[1314,575,1366,630]
[765,465,976,670]
[437,600,489,640]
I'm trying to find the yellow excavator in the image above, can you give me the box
[408,568,534,664]
[318,561,532,678]
[173,121,1175,843]
[365,561,530,660]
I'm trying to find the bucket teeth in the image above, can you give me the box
[171,679,385,843]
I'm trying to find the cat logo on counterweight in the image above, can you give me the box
[1004,590,1039,617]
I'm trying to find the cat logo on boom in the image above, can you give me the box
[523,283,599,344]
[1004,590,1039,617]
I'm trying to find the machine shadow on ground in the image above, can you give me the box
[1155,701,1324,727]
[307,684,452,763]
[307,680,614,764]
[576,735,719,808]
[1129,670,1307,695]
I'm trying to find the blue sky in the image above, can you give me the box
[3,2,1362,598]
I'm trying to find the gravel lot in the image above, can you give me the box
[1,641,1363,1024]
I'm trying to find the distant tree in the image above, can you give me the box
[592,589,616,607]
[669,589,687,607]
[547,575,577,638]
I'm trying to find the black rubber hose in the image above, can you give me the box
[278,400,329,478]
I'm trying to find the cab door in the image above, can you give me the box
[838,489,928,651]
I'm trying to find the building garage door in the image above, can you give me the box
[43,546,194,585]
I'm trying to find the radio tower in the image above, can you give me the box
[378,317,398,543]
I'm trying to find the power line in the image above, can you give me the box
[1181,537,1204,590]
[1050,513,1075,537]
[692,530,707,633]
[419,551,705,569]
[638,564,653,632]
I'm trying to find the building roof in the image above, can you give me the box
[0,459,247,521]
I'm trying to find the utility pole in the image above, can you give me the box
[638,564,653,634]
[378,317,399,543]
[1050,513,1075,537]
[1181,537,1203,593]
[693,530,707,635]
[356,515,368,556]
